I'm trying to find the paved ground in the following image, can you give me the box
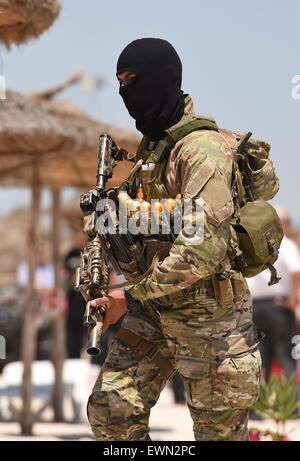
[0,385,194,441]
[0,362,300,442]
[1,385,300,441]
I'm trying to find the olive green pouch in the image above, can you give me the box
[232,199,283,285]
[229,133,283,286]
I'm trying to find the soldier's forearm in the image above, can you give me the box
[127,232,227,302]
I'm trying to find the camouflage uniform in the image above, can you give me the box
[87,96,264,441]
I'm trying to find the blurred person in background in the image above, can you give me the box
[294,225,300,253]
[294,224,300,322]
[248,207,300,380]
[17,246,54,294]
[17,245,56,359]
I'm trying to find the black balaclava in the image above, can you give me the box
[117,38,185,141]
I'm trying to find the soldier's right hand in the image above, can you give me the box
[90,290,128,332]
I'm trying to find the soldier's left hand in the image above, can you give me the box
[90,290,128,332]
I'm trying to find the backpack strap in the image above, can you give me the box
[165,114,219,145]
[122,115,219,189]
[218,129,251,220]
[232,132,253,219]
[150,114,219,164]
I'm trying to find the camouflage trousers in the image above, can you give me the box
[87,281,261,441]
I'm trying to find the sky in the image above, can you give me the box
[0,0,300,224]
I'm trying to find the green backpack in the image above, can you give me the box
[226,131,284,285]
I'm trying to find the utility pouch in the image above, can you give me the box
[232,199,283,285]
[231,277,247,305]
[212,276,234,308]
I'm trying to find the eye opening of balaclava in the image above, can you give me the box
[117,38,185,141]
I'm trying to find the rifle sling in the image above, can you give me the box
[116,327,175,380]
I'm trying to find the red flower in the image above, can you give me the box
[249,430,260,441]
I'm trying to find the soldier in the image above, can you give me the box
[87,38,271,441]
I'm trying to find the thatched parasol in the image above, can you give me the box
[0,0,61,48]
[0,89,139,434]
[0,90,138,188]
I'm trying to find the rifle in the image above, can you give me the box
[75,133,166,355]
[74,134,129,355]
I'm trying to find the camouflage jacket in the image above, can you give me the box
[126,95,237,302]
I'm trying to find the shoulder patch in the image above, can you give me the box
[184,156,216,199]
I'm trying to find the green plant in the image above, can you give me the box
[250,372,300,440]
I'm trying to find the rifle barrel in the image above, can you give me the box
[97,134,113,191]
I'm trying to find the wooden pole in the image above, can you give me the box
[51,187,65,421]
[20,173,41,435]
